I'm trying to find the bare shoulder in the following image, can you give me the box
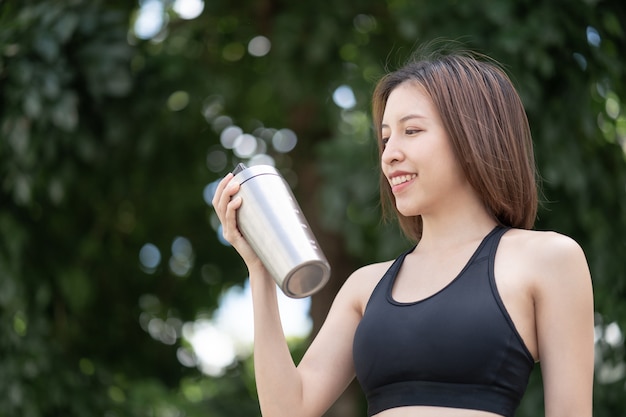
[503,228,586,259]
[500,228,591,293]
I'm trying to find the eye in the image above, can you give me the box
[381,137,389,147]
[406,128,423,135]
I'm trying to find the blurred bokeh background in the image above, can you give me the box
[1,0,625,416]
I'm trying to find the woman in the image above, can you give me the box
[212,45,594,417]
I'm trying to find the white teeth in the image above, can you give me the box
[390,174,417,186]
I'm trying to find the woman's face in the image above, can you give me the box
[381,81,468,217]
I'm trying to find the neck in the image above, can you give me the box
[417,197,498,252]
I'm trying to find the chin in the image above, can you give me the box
[396,206,420,217]
[394,196,423,217]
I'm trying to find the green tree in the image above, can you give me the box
[1,0,625,416]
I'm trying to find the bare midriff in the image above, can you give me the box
[374,406,503,417]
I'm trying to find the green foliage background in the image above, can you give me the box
[1,0,625,416]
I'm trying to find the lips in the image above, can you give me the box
[389,173,417,186]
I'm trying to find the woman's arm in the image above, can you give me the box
[212,173,365,417]
[533,232,595,417]
[251,264,364,417]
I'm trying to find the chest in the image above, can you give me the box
[387,241,537,360]
[354,256,515,382]
[353,254,536,386]
[370,256,504,338]
[390,246,482,303]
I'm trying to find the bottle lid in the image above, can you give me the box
[232,164,281,185]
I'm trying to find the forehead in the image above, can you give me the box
[382,81,436,126]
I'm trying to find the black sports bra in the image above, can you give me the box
[352,226,534,417]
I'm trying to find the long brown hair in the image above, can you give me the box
[373,44,538,242]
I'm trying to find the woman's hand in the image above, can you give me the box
[211,173,264,270]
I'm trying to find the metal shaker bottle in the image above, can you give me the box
[231,163,331,298]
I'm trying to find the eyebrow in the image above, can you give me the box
[381,114,426,129]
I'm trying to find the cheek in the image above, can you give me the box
[431,141,464,178]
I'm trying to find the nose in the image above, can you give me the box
[381,136,403,166]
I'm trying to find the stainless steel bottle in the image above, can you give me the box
[231,163,331,298]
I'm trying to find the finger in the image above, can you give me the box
[222,196,243,241]
[219,180,241,216]
[217,182,242,238]
[211,173,233,208]
[213,176,241,222]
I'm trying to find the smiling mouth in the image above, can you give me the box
[390,174,417,186]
